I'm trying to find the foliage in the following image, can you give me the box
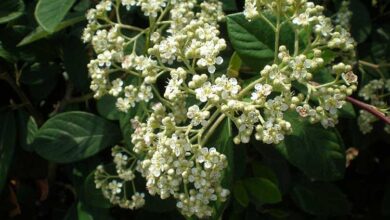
[0,0,389,219]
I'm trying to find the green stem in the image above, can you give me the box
[200,114,226,146]
[294,29,299,56]
[274,0,281,63]
[259,13,276,31]
[237,77,265,98]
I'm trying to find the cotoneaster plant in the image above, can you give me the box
[82,0,358,218]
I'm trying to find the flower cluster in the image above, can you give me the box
[242,0,358,129]
[84,0,359,218]
[357,79,390,134]
[94,146,145,209]
[131,104,229,218]
[84,0,230,218]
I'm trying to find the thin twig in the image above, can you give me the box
[0,72,44,126]
[346,96,390,125]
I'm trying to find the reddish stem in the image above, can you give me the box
[346,96,390,125]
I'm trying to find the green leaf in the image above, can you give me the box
[233,181,249,207]
[32,111,122,163]
[0,40,14,62]
[97,96,121,120]
[339,102,356,119]
[16,111,38,152]
[205,118,235,218]
[119,104,145,148]
[221,0,237,11]
[0,110,16,192]
[19,62,60,101]
[350,0,372,43]
[227,13,274,70]
[17,16,84,47]
[251,162,279,186]
[243,177,282,204]
[276,111,346,181]
[71,202,113,220]
[227,13,294,71]
[83,170,111,208]
[0,0,25,24]
[208,118,234,188]
[254,143,291,194]
[63,37,90,92]
[291,181,350,216]
[227,52,242,78]
[35,0,77,32]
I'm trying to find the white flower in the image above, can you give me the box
[187,105,210,127]
[116,97,131,112]
[108,180,123,194]
[292,13,311,26]
[109,79,123,96]
[195,82,214,102]
[137,85,153,102]
[251,83,272,102]
[323,94,344,115]
[121,0,137,10]
[341,71,358,85]
[97,50,113,67]
[164,75,183,100]
[244,0,259,20]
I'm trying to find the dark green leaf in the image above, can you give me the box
[244,177,282,204]
[17,16,84,47]
[233,181,249,207]
[227,13,274,70]
[221,0,237,11]
[16,111,38,152]
[251,161,278,185]
[0,110,16,192]
[339,102,356,119]
[0,0,25,24]
[206,118,234,218]
[350,0,371,43]
[119,103,145,148]
[253,143,291,194]
[19,62,60,101]
[64,201,113,220]
[208,118,234,188]
[227,13,294,71]
[227,52,242,78]
[83,170,111,208]
[32,111,121,163]
[0,40,14,62]
[276,111,346,181]
[35,0,77,32]
[97,95,121,120]
[63,37,90,92]
[291,181,350,216]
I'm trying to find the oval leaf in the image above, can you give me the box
[83,170,111,208]
[276,111,346,181]
[18,16,84,47]
[227,13,294,71]
[227,13,274,70]
[32,111,121,163]
[291,181,350,216]
[233,181,249,207]
[244,177,282,204]
[0,0,25,24]
[35,0,76,32]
